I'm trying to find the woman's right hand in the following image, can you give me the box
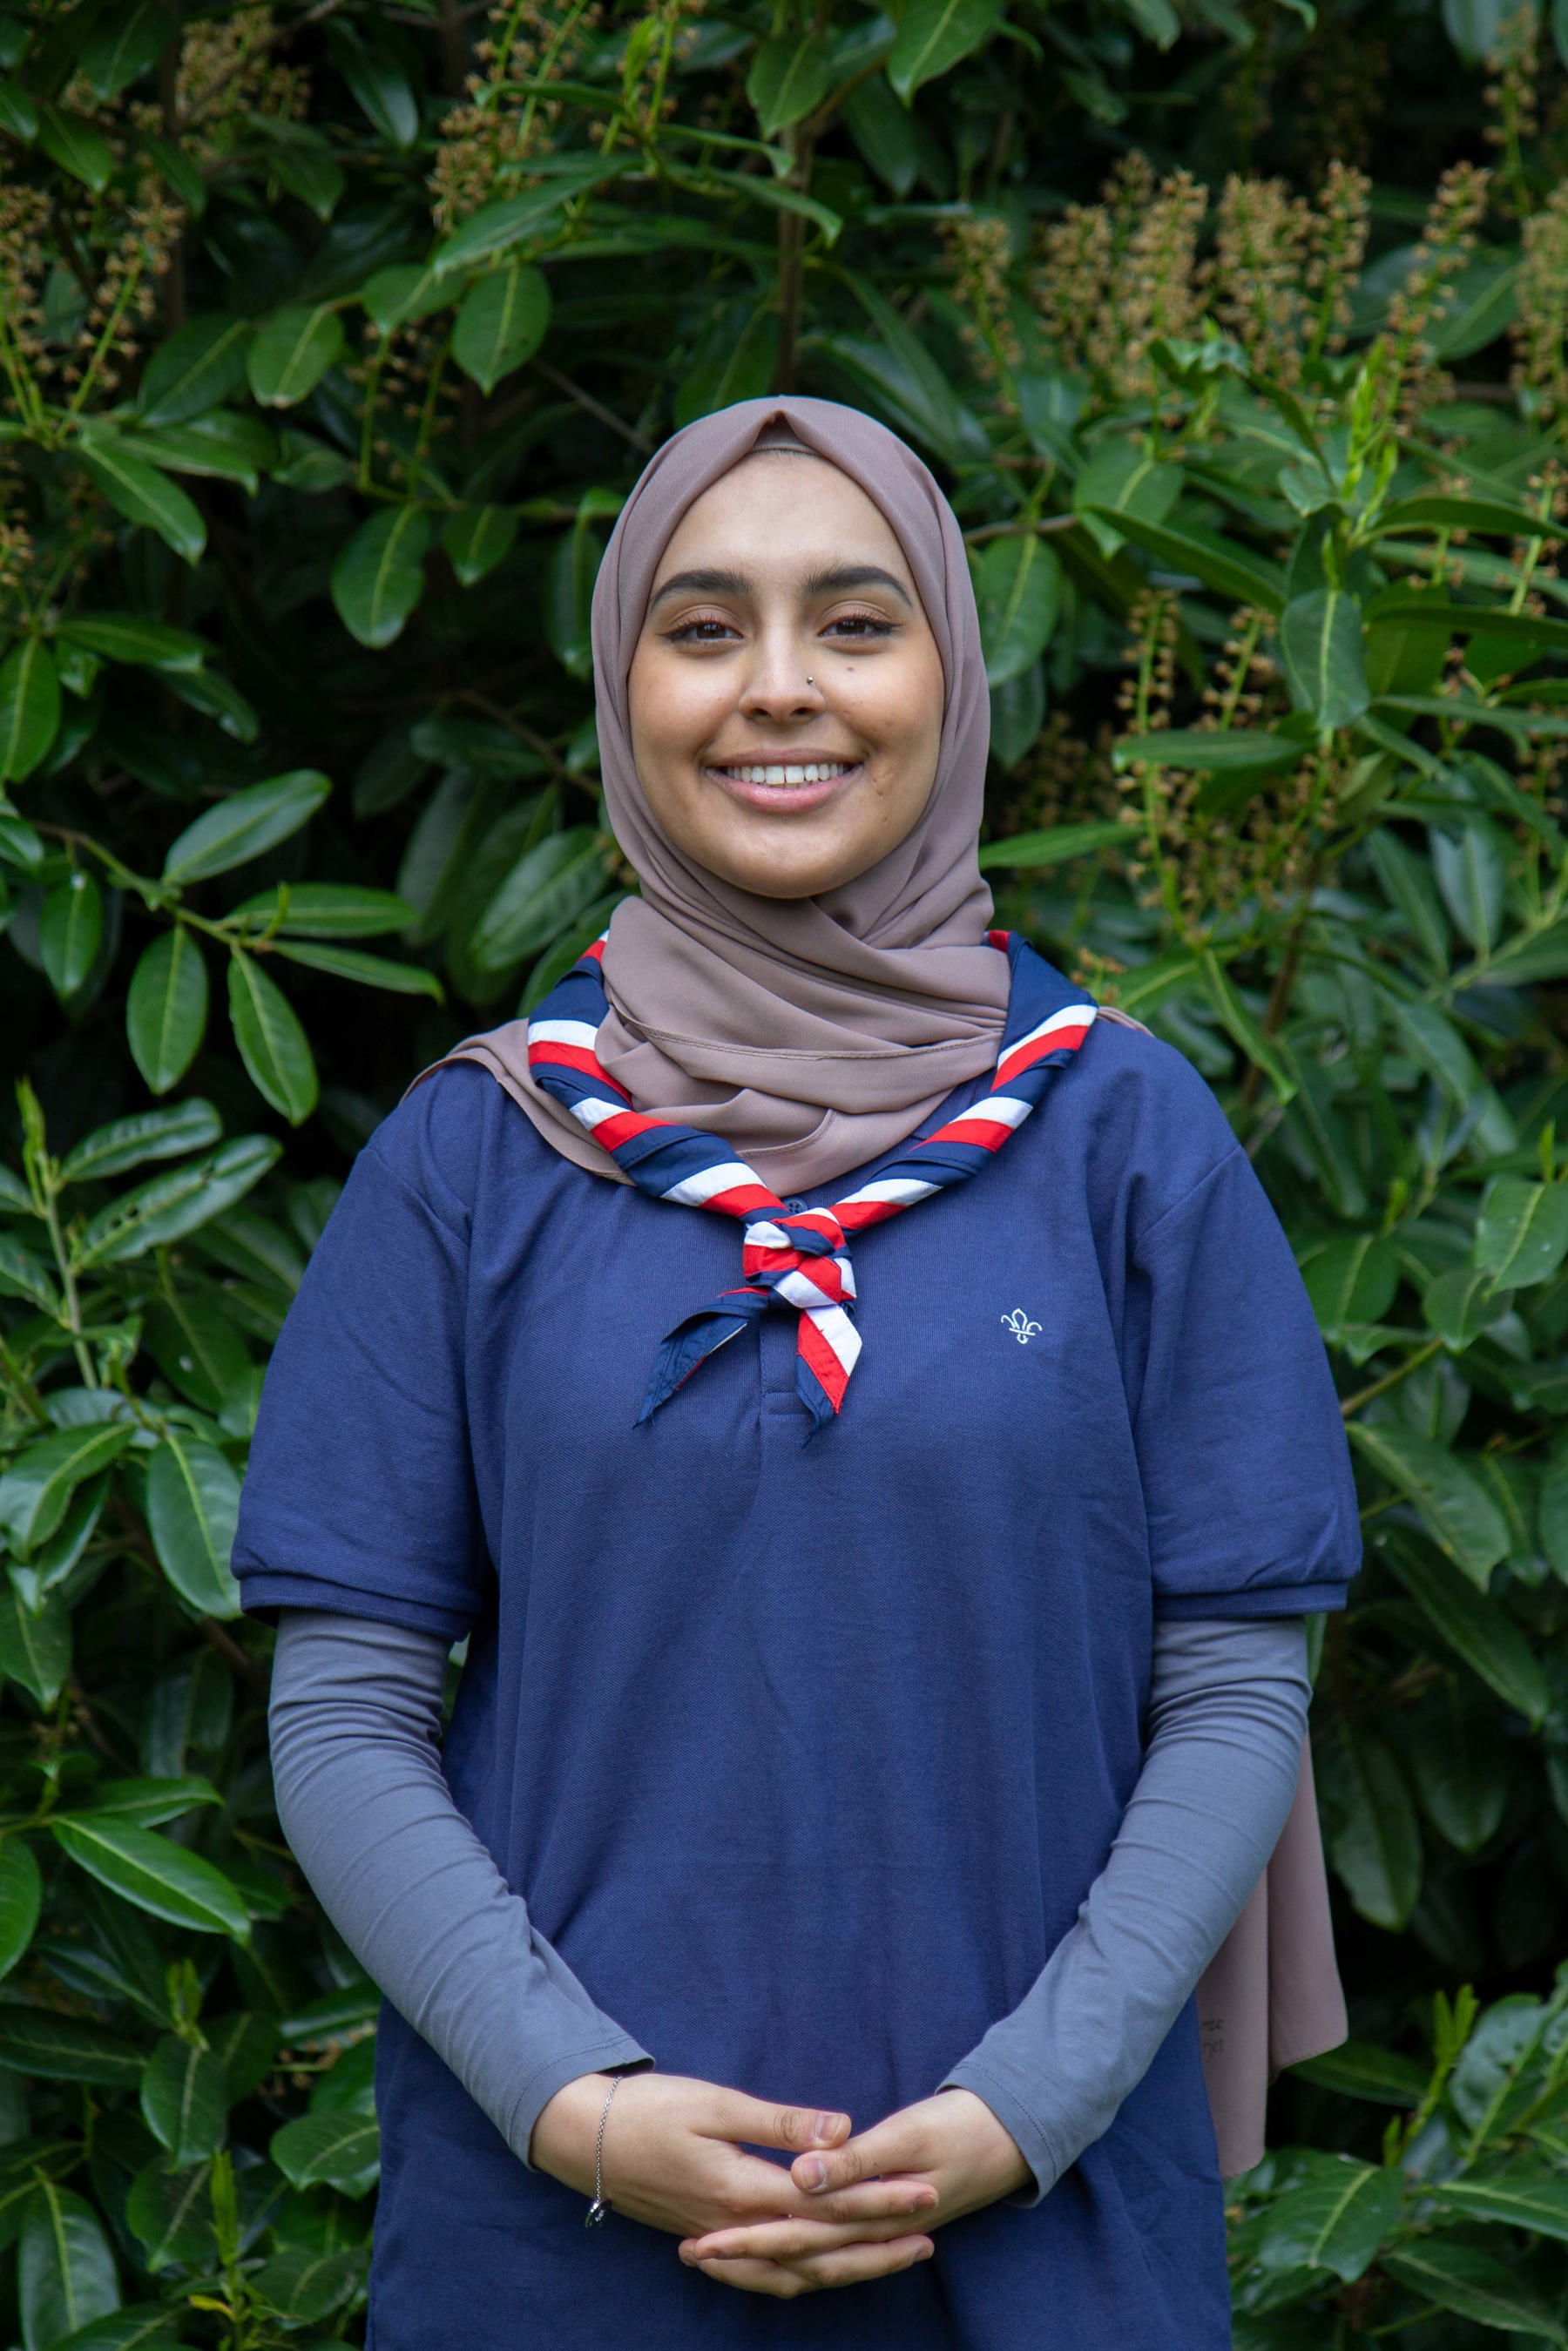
[529,2071,937,2284]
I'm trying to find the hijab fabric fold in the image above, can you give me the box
[424,393,1347,2173]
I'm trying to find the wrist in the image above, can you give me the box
[529,2071,616,2185]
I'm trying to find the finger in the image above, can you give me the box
[792,2175,940,2227]
[684,2214,933,2263]
[712,2094,850,2155]
[792,2114,925,2196]
[686,2238,934,2297]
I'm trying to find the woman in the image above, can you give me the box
[236,395,1359,2348]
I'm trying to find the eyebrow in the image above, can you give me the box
[648,563,914,609]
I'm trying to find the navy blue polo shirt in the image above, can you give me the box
[235,1010,1357,2351]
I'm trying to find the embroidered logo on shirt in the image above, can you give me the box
[1000,1308,1043,1345]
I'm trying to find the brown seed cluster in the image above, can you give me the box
[1036,155,1370,405]
[1514,184,1568,415]
[1380,160,1491,422]
[943,213,1021,390]
[430,0,602,232]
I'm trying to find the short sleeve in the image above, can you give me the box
[1125,1138,1360,1619]
[233,1077,488,1644]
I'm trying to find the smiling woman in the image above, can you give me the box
[236,395,1360,2351]
[627,444,944,895]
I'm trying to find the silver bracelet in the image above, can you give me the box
[584,2075,624,2228]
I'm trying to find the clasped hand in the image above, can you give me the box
[530,2072,1030,2299]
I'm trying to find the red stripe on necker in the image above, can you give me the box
[797,1314,852,1413]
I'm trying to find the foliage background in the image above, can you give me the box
[3,0,1568,2340]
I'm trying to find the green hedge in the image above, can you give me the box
[2,0,1568,2341]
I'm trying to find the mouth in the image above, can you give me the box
[704,757,862,813]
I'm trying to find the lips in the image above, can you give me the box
[704,758,862,813]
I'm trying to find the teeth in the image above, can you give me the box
[721,761,851,786]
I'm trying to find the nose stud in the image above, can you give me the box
[806,673,814,686]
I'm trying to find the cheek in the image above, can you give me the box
[629,656,727,770]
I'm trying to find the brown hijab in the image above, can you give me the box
[429,394,1347,2173]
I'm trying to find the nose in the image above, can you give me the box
[740,623,825,724]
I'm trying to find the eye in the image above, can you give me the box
[821,609,898,643]
[664,612,740,645]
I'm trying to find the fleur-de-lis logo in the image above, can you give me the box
[1001,1308,1042,1345]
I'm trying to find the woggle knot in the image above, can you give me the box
[740,1213,857,1319]
[524,931,1098,1435]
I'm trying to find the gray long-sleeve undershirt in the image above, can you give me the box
[267,1610,1309,2199]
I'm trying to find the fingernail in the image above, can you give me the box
[801,2157,827,2191]
[813,2111,838,2142]
[918,2243,935,2260]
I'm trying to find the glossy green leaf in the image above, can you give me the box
[1475,1178,1568,1290]
[1384,1534,1549,1722]
[162,770,329,884]
[0,640,61,781]
[248,2244,365,2323]
[226,955,318,1124]
[247,303,347,407]
[747,32,835,134]
[442,504,519,587]
[57,612,211,672]
[1316,1726,1423,1930]
[39,872,103,1000]
[131,412,274,495]
[1382,2239,1566,2341]
[470,828,608,972]
[430,159,637,277]
[51,1818,250,1942]
[1085,504,1285,612]
[331,505,434,650]
[1431,815,1506,953]
[977,820,1125,870]
[1279,588,1370,732]
[37,105,114,193]
[125,929,208,1094]
[78,441,205,563]
[0,1426,134,1556]
[73,1775,222,1827]
[0,2011,143,2086]
[362,263,452,335]
[888,0,1004,100]
[124,2160,215,2273]
[138,314,253,426]
[1423,1264,1512,1350]
[327,23,420,146]
[80,1,173,98]
[139,2034,228,2165]
[61,1099,221,1185]
[0,1842,43,1982]
[231,882,416,938]
[1301,1235,1399,1333]
[1350,1423,1509,1584]
[18,2183,120,2351]
[1377,491,1551,540]
[970,535,1063,687]
[1255,2153,1402,2280]
[0,81,38,141]
[1429,2165,1568,2243]
[1288,2039,1426,2106]
[0,1588,71,1705]
[452,264,551,395]
[145,1436,242,1619]
[1075,447,1184,557]
[72,1135,278,1266]
[1111,726,1302,776]
[274,940,443,997]
[271,2109,381,2192]
[0,1236,57,1314]
[1199,949,1296,1102]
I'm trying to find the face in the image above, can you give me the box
[625,451,946,899]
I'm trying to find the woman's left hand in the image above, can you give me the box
[678,2090,1030,2294]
